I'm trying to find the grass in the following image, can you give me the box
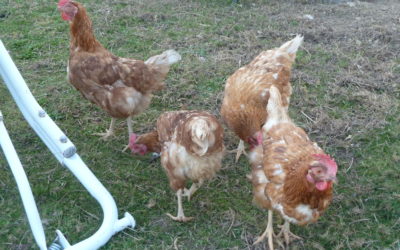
[1,0,399,249]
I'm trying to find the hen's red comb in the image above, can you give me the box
[313,154,338,173]
[58,0,70,8]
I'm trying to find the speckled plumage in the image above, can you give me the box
[250,86,336,228]
[251,124,332,225]
[136,110,225,191]
[220,36,303,145]
[63,2,180,119]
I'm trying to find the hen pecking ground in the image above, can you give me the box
[0,0,399,249]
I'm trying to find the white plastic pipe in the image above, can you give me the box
[61,155,136,250]
[0,40,135,249]
[0,40,76,161]
[0,111,47,250]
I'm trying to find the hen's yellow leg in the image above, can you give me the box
[94,118,115,140]
[254,210,274,249]
[227,140,247,162]
[183,180,204,201]
[277,220,302,246]
[122,116,133,152]
[127,116,133,135]
[166,189,194,222]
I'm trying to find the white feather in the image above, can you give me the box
[191,118,213,156]
[145,49,181,65]
[263,86,290,130]
[279,35,304,55]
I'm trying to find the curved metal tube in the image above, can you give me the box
[62,155,135,249]
[0,111,47,250]
[0,40,135,249]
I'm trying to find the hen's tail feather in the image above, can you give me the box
[145,49,182,66]
[191,119,215,156]
[264,86,291,130]
[279,35,303,55]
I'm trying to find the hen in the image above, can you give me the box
[57,0,181,140]
[220,35,303,162]
[249,86,338,249]
[129,110,225,222]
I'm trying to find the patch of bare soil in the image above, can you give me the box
[267,0,399,158]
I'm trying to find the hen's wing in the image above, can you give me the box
[221,35,303,141]
[69,51,157,91]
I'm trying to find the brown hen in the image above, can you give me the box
[129,111,225,222]
[58,0,181,140]
[250,86,338,249]
[220,35,303,162]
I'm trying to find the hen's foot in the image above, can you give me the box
[93,130,114,140]
[253,227,274,247]
[253,210,275,249]
[182,188,192,201]
[95,118,116,140]
[277,221,302,246]
[168,189,193,222]
[182,181,203,201]
[166,213,194,222]
[235,140,247,162]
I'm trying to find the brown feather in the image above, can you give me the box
[138,110,225,191]
[250,86,336,225]
[220,44,298,144]
[65,2,177,119]
[135,130,161,153]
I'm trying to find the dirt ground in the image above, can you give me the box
[233,0,400,157]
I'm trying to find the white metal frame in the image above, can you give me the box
[0,40,135,249]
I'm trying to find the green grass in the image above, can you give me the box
[1,0,399,249]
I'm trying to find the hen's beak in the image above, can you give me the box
[150,152,161,162]
[327,176,337,184]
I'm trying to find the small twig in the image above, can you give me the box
[345,157,354,173]
[225,208,235,235]
[349,218,369,225]
[301,110,315,123]
[391,218,400,229]
[173,237,179,250]
[242,230,251,250]
[373,213,379,223]
[303,46,311,56]
[79,206,100,220]
[42,167,58,175]
[121,230,138,240]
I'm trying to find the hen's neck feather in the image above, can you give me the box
[70,3,102,52]
[137,130,161,153]
[283,155,332,208]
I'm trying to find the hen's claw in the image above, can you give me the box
[277,221,302,246]
[182,181,203,201]
[230,140,247,162]
[182,188,192,201]
[150,152,161,162]
[94,118,116,140]
[253,210,274,250]
[93,129,114,140]
[166,213,194,222]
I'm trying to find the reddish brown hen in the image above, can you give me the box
[220,35,303,162]
[129,111,225,222]
[58,0,181,140]
[249,86,338,249]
